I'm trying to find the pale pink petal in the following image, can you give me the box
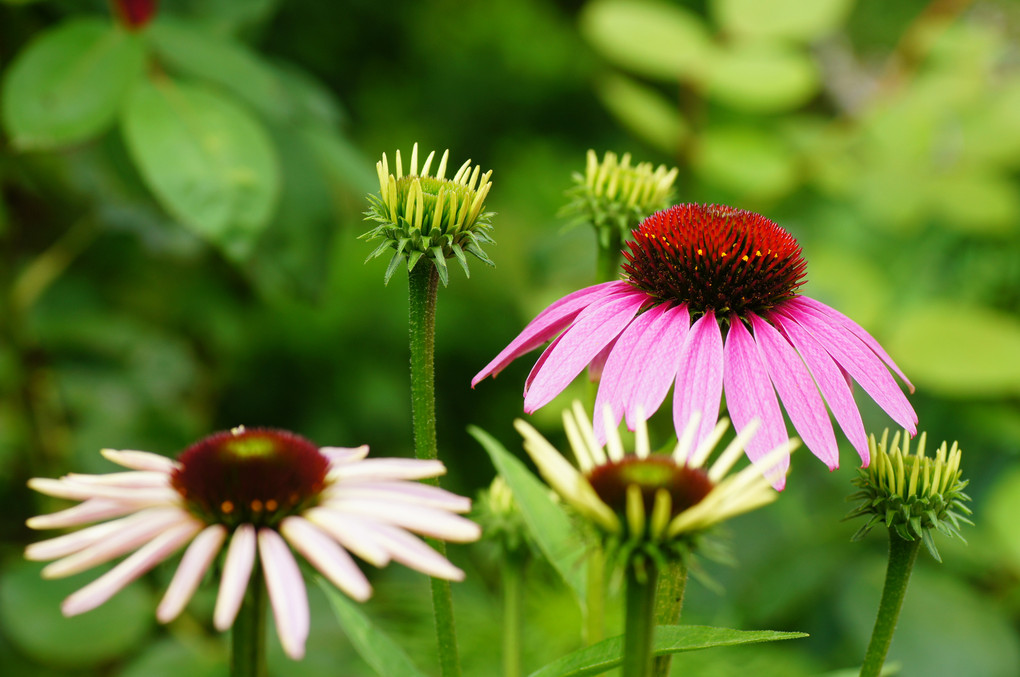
[320,445,370,464]
[622,304,691,431]
[790,296,914,392]
[27,478,179,504]
[61,519,201,617]
[328,499,482,542]
[214,524,257,631]
[65,471,169,488]
[157,525,228,623]
[330,458,446,482]
[524,289,649,412]
[304,508,391,567]
[769,310,869,465]
[324,482,472,512]
[778,305,917,434]
[26,519,129,561]
[280,516,372,602]
[370,523,464,581]
[722,317,789,489]
[749,313,839,469]
[472,281,628,386]
[673,311,725,449]
[27,499,141,530]
[101,449,179,473]
[258,528,309,661]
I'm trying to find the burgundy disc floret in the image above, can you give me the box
[171,427,329,528]
[112,0,159,29]
[588,456,714,521]
[623,204,807,316]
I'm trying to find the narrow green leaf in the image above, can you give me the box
[121,79,280,260]
[711,0,853,42]
[319,580,428,677]
[2,19,145,149]
[594,73,688,154]
[528,625,807,677]
[468,425,588,607]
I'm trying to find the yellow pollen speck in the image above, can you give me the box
[221,500,234,514]
[266,499,279,511]
[697,248,703,255]
[741,255,749,262]
[720,250,727,257]
[230,425,246,436]
[756,250,762,256]
[251,499,263,512]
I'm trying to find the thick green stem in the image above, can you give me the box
[584,545,605,645]
[652,559,688,677]
[231,565,267,677]
[502,560,523,677]
[622,566,659,677]
[407,262,462,677]
[595,229,623,283]
[860,530,921,677]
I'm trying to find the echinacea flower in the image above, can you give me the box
[515,402,797,569]
[474,204,917,488]
[25,426,480,660]
[363,143,495,286]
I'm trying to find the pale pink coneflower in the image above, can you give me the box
[474,204,916,488]
[25,426,481,660]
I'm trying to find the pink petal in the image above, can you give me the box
[472,281,629,386]
[523,333,564,396]
[749,313,839,470]
[157,525,228,623]
[326,482,472,513]
[330,458,445,482]
[327,499,481,542]
[101,449,179,473]
[524,289,648,412]
[304,508,392,567]
[769,310,869,465]
[369,523,464,581]
[778,305,917,434]
[587,335,619,382]
[27,498,142,530]
[280,516,372,602]
[790,296,914,392]
[722,317,789,489]
[259,528,310,661]
[673,311,725,451]
[623,304,691,431]
[214,524,257,631]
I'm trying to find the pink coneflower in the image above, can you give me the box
[473,204,916,487]
[25,426,480,660]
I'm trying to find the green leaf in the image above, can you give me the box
[119,639,227,677]
[468,425,588,607]
[528,625,807,677]
[926,172,1020,235]
[704,42,819,113]
[121,79,280,260]
[2,19,145,150]
[985,466,1020,568]
[580,0,712,81]
[886,302,1020,396]
[692,125,798,199]
[0,560,154,669]
[710,0,853,42]
[594,73,688,154]
[319,580,428,677]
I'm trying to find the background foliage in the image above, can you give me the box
[1,0,1019,675]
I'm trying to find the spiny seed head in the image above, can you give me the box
[171,426,329,529]
[846,429,973,562]
[622,204,807,318]
[363,143,495,286]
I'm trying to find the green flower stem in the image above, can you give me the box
[408,261,462,677]
[622,566,659,677]
[595,229,623,283]
[501,560,523,677]
[231,564,267,677]
[860,529,921,677]
[652,559,688,677]
[585,545,606,645]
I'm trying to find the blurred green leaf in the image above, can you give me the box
[692,125,798,199]
[986,466,1020,570]
[704,42,819,112]
[319,580,428,677]
[886,302,1020,396]
[1,20,145,150]
[468,425,588,609]
[0,560,153,669]
[580,0,711,81]
[301,125,376,195]
[528,625,807,677]
[121,79,281,260]
[119,638,227,677]
[593,73,687,154]
[710,0,854,42]
[928,172,1020,235]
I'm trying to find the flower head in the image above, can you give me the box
[474,204,917,488]
[847,429,972,561]
[560,150,678,249]
[25,426,480,660]
[112,0,159,29]
[363,143,494,286]
[474,476,532,563]
[515,402,797,572]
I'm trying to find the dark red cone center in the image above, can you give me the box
[587,456,713,520]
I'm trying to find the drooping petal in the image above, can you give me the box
[472,281,629,385]
[303,507,392,567]
[367,523,464,581]
[26,519,131,562]
[790,296,914,392]
[101,449,179,473]
[587,336,618,382]
[320,445,371,464]
[674,311,725,449]
[281,516,371,603]
[65,471,170,488]
[769,310,869,464]
[259,528,310,661]
[157,525,228,623]
[622,304,690,431]
[722,317,789,488]
[324,481,472,513]
[328,499,481,542]
[749,313,839,469]
[329,458,446,482]
[524,289,649,412]
[26,498,142,530]
[523,333,564,396]
[214,524,257,631]
[778,304,917,434]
